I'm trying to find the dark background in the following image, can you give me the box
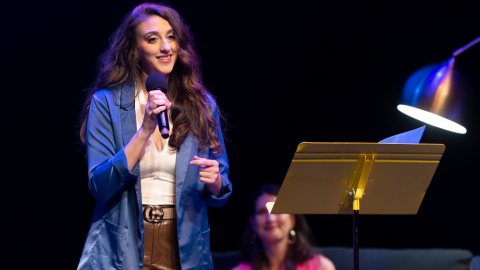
[2,0,479,268]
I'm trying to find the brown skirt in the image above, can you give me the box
[143,205,181,270]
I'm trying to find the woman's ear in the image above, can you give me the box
[290,214,296,229]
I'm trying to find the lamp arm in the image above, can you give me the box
[453,36,480,57]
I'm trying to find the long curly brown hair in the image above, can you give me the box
[79,3,224,153]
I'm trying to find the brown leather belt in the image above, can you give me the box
[142,205,176,223]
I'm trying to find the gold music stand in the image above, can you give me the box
[268,142,445,270]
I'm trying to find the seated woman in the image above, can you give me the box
[232,184,335,270]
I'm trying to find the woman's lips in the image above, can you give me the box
[265,225,275,231]
[156,54,172,63]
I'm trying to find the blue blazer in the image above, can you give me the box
[77,83,232,270]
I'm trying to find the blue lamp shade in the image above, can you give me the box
[398,58,467,134]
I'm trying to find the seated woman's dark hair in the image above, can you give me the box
[240,184,317,270]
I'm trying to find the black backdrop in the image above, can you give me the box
[2,0,480,268]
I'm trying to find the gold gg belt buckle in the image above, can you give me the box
[143,205,164,223]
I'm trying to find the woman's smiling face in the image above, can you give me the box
[135,15,178,79]
[251,194,296,245]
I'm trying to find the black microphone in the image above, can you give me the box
[145,73,169,139]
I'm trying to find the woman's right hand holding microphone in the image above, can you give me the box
[141,90,172,135]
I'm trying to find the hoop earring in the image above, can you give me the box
[286,229,297,244]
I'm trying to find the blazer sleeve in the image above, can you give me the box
[86,91,139,202]
[204,97,232,207]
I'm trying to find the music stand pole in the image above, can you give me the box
[354,210,359,270]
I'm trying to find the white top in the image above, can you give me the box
[135,88,176,205]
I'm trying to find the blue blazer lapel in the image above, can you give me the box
[119,83,136,147]
[175,132,194,207]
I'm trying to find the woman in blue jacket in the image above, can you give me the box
[77,3,232,270]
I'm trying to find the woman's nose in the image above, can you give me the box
[161,39,171,52]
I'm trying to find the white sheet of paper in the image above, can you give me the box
[379,126,425,143]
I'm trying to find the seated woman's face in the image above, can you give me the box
[252,194,296,245]
[135,15,179,78]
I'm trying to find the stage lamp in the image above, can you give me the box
[398,36,480,134]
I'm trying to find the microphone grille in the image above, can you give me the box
[145,73,168,92]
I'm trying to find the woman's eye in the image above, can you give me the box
[148,37,158,43]
[168,34,176,40]
[256,209,267,216]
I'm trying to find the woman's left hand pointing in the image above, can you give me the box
[190,156,219,185]
[190,156,222,196]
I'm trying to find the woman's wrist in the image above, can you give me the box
[207,173,222,197]
[137,126,151,141]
